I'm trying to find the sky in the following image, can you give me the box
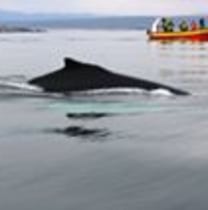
[0,0,208,15]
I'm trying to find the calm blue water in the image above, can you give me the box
[1,30,208,210]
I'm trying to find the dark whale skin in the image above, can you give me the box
[28,58,189,95]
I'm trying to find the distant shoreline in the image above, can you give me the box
[0,25,45,33]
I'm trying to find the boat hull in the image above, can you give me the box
[149,29,208,41]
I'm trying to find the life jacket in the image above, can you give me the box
[179,21,189,31]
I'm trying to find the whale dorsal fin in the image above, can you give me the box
[64,57,83,69]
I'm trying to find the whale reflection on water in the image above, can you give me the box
[52,126,110,139]
[66,112,111,120]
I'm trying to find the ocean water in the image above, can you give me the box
[1,30,208,210]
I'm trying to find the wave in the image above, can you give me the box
[150,88,173,96]
[0,80,42,91]
[71,88,174,97]
[0,75,42,92]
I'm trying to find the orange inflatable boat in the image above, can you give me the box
[148,29,208,41]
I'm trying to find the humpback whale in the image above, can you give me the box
[29,58,189,95]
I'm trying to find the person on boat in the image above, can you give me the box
[199,18,205,29]
[161,18,174,32]
[190,20,198,31]
[179,20,189,31]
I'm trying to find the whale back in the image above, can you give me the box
[28,57,189,95]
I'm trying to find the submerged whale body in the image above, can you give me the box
[29,58,189,95]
